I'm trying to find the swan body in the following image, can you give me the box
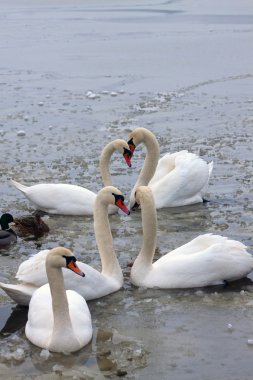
[130,186,253,288]
[0,213,17,249]
[25,247,92,353]
[11,139,132,215]
[0,186,130,306]
[127,128,213,209]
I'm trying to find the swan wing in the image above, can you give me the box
[149,152,212,207]
[158,234,231,262]
[149,150,189,185]
[16,249,50,286]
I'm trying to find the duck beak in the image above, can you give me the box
[115,198,130,215]
[67,259,85,277]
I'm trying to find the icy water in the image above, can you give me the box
[1,0,253,379]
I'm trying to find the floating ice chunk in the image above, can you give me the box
[24,115,29,121]
[247,339,253,346]
[38,102,44,106]
[110,91,118,97]
[119,89,125,94]
[40,349,50,360]
[227,323,233,331]
[17,130,26,136]
[86,91,98,99]
[0,130,5,136]
[13,348,25,361]
[101,90,109,95]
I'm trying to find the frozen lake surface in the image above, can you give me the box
[0,0,253,379]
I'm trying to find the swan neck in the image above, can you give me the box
[99,143,115,186]
[137,132,159,186]
[94,199,122,279]
[136,194,157,267]
[46,264,74,346]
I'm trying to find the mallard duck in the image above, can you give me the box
[12,213,49,238]
[0,213,17,249]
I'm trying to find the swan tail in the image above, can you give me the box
[10,179,28,194]
[0,282,35,306]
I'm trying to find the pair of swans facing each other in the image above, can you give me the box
[11,127,213,215]
[1,186,252,311]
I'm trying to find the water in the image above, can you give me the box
[0,0,253,378]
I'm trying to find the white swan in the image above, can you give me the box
[127,127,213,209]
[130,186,253,288]
[25,246,92,353]
[0,186,130,306]
[10,139,132,215]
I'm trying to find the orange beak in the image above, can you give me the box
[123,151,132,167]
[67,260,85,277]
[115,198,130,215]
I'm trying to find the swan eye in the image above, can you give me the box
[127,138,136,154]
[63,255,77,266]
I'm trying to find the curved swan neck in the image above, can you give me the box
[134,188,157,268]
[46,262,75,348]
[99,140,123,186]
[94,196,122,279]
[136,129,159,186]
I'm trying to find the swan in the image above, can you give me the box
[10,139,132,215]
[0,186,130,306]
[127,127,213,209]
[130,186,253,288]
[25,246,92,353]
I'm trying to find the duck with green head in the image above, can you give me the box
[0,213,17,249]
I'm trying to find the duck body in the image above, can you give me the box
[0,213,17,249]
[0,186,130,306]
[12,213,49,238]
[25,247,92,353]
[127,128,213,209]
[10,139,132,216]
[130,186,253,289]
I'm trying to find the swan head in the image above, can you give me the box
[112,139,132,168]
[127,127,154,154]
[134,186,154,209]
[46,247,85,277]
[96,186,130,215]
